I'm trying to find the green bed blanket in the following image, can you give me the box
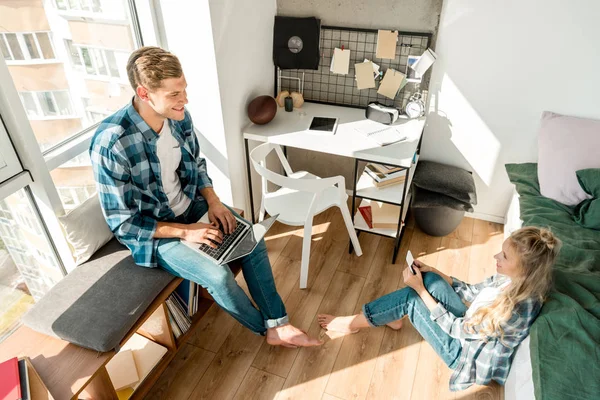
[506,163,600,400]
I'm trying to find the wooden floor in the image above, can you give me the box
[147,207,505,400]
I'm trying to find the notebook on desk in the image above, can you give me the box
[353,119,407,146]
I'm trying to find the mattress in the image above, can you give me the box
[503,188,535,400]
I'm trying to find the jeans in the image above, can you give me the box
[362,272,466,368]
[156,199,288,335]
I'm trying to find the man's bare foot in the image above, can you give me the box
[386,319,403,330]
[317,314,360,334]
[266,324,323,348]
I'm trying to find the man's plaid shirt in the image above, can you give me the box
[430,275,541,391]
[89,101,212,267]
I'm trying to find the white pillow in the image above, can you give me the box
[59,195,114,265]
[537,111,600,206]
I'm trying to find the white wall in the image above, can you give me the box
[423,0,600,222]
[159,0,276,214]
[208,0,277,214]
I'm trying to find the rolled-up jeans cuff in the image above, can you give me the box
[264,315,289,329]
[362,304,378,328]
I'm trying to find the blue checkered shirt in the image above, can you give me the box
[89,101,213,267]
[430,275,541,391]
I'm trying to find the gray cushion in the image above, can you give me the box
[413,161,477,205]
[411,185,474,212]
[22,239,175,352]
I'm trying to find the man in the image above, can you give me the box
[90,46,320,347]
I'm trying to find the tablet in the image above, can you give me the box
[308,117,338,134]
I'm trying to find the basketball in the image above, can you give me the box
[247,95,277,125]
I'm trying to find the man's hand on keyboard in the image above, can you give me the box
[208,202,237,234]
[183,222,224,249]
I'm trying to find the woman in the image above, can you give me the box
[318,226,560,391]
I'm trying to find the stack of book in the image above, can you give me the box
[0,357,30,400]
[165,292,192,339]
[364,163,406,188]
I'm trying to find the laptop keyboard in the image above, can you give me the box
[198,219,248,261]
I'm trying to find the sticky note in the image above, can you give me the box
[330,48,350,75]
[355,61,376,90]
[377,69,405,99]
[376,30,398,59]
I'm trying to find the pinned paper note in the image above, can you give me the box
[376,30,398,59]
[355,61,376,90]
[330,48,351,75]
[377,69,405,99]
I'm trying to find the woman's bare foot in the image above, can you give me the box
[266,324,323,348]
[386,319,403,330]
[317,314,360,334]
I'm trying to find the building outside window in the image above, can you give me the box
[0,0,143,342]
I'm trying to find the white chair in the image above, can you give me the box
[250,142,362,289]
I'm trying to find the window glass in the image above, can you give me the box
[36,33,55,59]
[0,0,138,151]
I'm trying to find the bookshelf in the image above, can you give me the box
[350,136,422,263]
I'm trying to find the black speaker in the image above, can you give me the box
[273,16,320,70]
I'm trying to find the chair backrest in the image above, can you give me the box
[250,143,345,194]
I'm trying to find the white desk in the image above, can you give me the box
[243,102,425,168]
[243,102,426,262]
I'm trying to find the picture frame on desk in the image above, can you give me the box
[406,55,423,83]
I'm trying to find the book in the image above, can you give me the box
[358,205,373,229]
[365,164,406,183]
[106,349,139,391]
[373,175,405,189]
[0,357,21,400]
[121,334,168,390]
[370,201,400,229]
[353,120,407,146]
[371,163,403,174]
[18,359,30,400]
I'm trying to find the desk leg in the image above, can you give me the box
[82,366,118,400]
[392,166,412,263]
[245,138,256,223]
[349,158,359,254]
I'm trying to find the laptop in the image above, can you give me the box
[182,212,279,265]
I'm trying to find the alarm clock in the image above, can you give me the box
[404,92,425,118]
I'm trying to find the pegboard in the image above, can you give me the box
[275,25,432,110]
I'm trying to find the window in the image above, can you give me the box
[56,0,103,13]
[66,40,128,80]
[0,32,56,62]
[19,91,76,119]
[0,189,62,342]
[1,0,139,152]
[50,151,97,213]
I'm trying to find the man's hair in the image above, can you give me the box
[126,46,183,91]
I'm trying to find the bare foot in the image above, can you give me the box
[386,319,403,330]
[266,324,323,348]
[317,314,359,334]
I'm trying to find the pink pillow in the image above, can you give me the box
[538,111,600,206]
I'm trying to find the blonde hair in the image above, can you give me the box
[126,46,183,91]
[465,226,560,343]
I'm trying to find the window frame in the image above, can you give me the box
[67,42,129,82]
[1,32,58,65]
[18,90,78,121]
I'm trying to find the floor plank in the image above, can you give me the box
[336,233,380,278]
[145,344,215,400]
[276,271,365,400]
[188,324,265,400]
[446,217,475,243]
[366,322,423,400]
[251,210,348,378]
[325,237,406,400]
[188,304,238,353]
[232,367,285,400]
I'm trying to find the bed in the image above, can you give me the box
[503,163,600,400]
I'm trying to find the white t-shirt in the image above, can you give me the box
[156,121,191,216]
[466,276,512,318]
